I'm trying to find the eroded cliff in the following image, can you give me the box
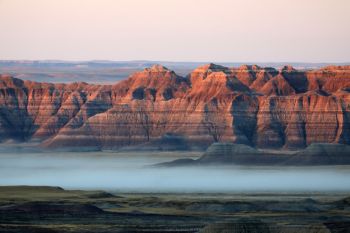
[0,64,350,149]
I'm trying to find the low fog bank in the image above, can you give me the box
[1,152,350,193]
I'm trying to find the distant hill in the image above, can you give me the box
[157,143,350,166]
[1,60,348,84]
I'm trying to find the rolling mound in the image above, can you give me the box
[157,143,350,166]
[285,143,350,165]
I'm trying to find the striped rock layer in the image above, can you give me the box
[1,64,350,149]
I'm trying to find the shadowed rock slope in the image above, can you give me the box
[156,142,350,166]
[1,64,350,150]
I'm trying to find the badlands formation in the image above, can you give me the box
[0,64,350,150]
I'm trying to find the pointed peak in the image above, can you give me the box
[0,74,14,80]
[145,64,170,72]
[238,64,261,71]
[280,65,296,72]
[194,63,229,73]
[0,75,24,88]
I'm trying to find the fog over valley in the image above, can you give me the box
[1,151,350,193]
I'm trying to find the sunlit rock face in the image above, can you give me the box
[0,64,350,149]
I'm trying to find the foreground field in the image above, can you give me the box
[1,186,350,233]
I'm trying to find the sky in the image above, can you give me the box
[0,0,349,62]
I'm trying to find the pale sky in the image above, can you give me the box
[0,0,349,62]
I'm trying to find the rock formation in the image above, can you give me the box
[286,143,350,165]
[0,64,350,150]
[156,143,350,166]
[198,143,262,163]
[156,142,283,166]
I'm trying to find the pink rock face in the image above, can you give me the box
[0,64,350,149]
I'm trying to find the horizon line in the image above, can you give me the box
[1,59,350,65]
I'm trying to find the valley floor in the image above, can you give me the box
[1,186,350,233]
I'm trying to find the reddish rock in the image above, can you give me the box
[0,64,350,149]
